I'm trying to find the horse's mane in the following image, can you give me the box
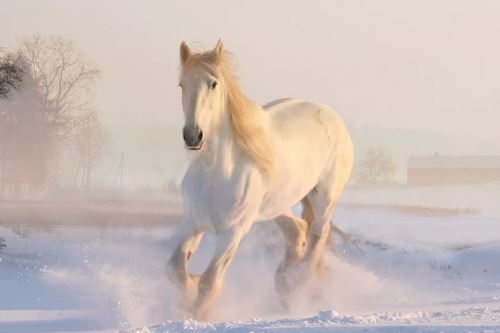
[181,50,274,181]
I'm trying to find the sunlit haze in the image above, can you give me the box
[2,0,499,185]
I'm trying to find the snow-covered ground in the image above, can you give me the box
[0,184,499,332]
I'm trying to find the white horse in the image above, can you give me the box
[168,40,354,320]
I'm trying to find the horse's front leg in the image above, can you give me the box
[167,220,203,306]
[190,226,246,320]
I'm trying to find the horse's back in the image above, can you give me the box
[262,98,296,110]
[264,98,345,133]
[264,98,351,149]
[263,98,321,115]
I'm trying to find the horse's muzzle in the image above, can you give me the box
[183,126,203,150]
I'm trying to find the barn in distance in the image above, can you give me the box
[407,154,500,185]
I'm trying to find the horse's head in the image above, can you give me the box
[178,39,274,179]
[178,40,226,151]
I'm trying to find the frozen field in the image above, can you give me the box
[0,184,499,333]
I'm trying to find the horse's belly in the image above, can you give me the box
[257,166,321,221]
[257,137,331,220]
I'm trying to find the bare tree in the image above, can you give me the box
[71,111,108,191]
[20,36,100,139]
[357,146,397,184]
[17,36,104,192]
[0,37,104,196]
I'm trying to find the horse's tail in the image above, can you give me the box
[329,222,364,255]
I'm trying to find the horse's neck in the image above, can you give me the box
[200,100,265,175]
[200,107,237,170]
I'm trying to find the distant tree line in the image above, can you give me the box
[0,36,107,199]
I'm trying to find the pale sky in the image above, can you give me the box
[1,0,500,151]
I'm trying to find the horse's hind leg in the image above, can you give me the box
[167,220,203,305]
[304,147,352,275]
[303,189,337,276]
[274,213,308,308]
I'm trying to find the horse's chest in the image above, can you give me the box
[182,166,261,228]
[187,176,225,215]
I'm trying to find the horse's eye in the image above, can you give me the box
[211,81,217,89]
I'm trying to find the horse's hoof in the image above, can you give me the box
[189,304,208,322]
[279,296,291,312]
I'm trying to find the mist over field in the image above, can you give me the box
[2,0,500,188]
[1,1,500,333]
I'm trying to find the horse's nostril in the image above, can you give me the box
[198,131,203,142]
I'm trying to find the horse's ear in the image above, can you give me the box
[180,41,191,64]
[212,39,224,64]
